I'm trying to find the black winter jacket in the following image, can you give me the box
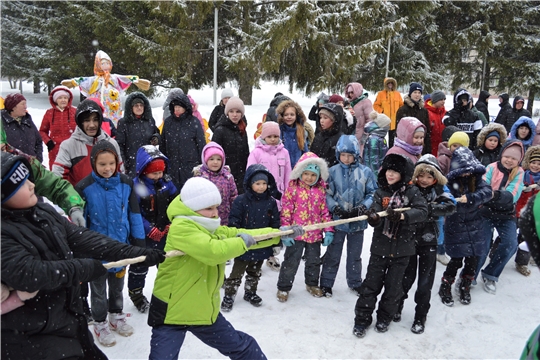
[208,103,225,131]
[494,93,515,133]
[116,92,160,178]
[443,89,483,150]
[1,110,43,163]
[414,184,456,246]
[212,115,250,194]
[475,90,491,121]
[161,94,206,189]
[1,203,154,360]
[310,104,344,168]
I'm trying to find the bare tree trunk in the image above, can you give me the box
[527,87,535,114]
[33,77,40,94]
[237,2,254,105]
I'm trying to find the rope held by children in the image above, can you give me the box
[103,207,410,269]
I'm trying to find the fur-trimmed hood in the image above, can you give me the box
[413,154,447,186]
[522,145,540,170]
[290,152,329,182]
[476,122,507,148]
[403,94,425,109]
[383,77,398,91]
[378,153,414,188]
[447,146,485,181]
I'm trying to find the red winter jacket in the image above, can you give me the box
[425,100,447,156]
[39,86,77,169]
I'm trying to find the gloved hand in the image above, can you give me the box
[78,259,108,283]
[237,233,257,248]
[272,246,281,256]
[367,208,381,227]
[69,207,86,227]
[46,140,55,152]
[282,238,295,247]
[322,232,334,246]
[141,249,167,267]
[280,225,305,240]
[351,204,368,218]
[148,227,164,242]
[163,224,170,235]
[386,207,402,222]
[332,206,346,219]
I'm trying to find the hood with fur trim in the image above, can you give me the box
[383,77,398,91]
[378,153,414,188]
[522,145,540,170]
[290,152,329,182]
[413,154,447,186]
[476,122,507,148]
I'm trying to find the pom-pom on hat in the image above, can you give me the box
[52,89,71,104]
[369,110,391,128]
[408,82,423,97]
[4,93,26,112]
[1,152,32,204]
[448,132,470,148]
[181,177,222,212]
[221,88,234,100]
[224,96,245,117]
[260,121,280,140]
[142,159,165,175]
[431,90,446,103]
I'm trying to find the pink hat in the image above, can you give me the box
[203,145,224,164]
[501,143,523,162]
[260,122,280,140]
[52,90,70,104]
[224,96,245,117]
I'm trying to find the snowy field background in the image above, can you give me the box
[2,80,540,359]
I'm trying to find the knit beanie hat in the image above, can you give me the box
[303,163,320,184]
[501,143,523,162]
[408,82,423,97]
[52,89,70,104]
[448,132,470,148]
[318,109,335,122]
[415,126,425,133]
[4,93,26,112]
[221,88,234,100]
[369,111,391,128]
[131,97,144,106]
[225,96,245,117]
[442,126,459,142]
[143,159,165,175]
[431,90,446,103]
[203,145,224,165]
[181,177,222,211]
[1,153,31,204]
[260,121,280,140]
[251,172,268,185]
[486,131,500,140]
[329,94,344,103]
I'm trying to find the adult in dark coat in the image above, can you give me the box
[395,87,431,155]
[161,93,206,190]
[508,96,532,132]
[0,151,165,360]
[494,93,514,133]
[442,88,484,151]
[1,93,43,163]
[116,92,160,178]
[212,97,250,194]
[475,90,491,121]
[265,93,291,123]
[310,103,344,168]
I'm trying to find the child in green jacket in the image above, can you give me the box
[147,176,302,360]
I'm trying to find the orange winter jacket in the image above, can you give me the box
[373,78,403,130]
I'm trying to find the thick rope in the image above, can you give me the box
[103,207,410,269]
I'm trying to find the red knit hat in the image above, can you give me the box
[329,94,344,103]
[143,159,166,174]
[4,93,26,112]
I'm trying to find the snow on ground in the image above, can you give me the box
[2,80,540,359]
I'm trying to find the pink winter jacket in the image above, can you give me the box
[345,83,373,149]
[247,137,292,196]
[280,152,333,243]
[385,117,426,164]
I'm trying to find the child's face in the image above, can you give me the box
[485,137,499,150]
[82,113,100,137]
[251,180,268,194]
[282,107,296,126]
[501,155,519,170]
[517,126,530,139]
[339,152,355,165]
[319,113,334,130]
[174,105,185,117]
[413,132,425,146]
[386,169,401,185]
[55,95,69,110]
[410,90,422,102]
[529,160,540,173]
[3,179,37,209]
[145,171,163,181]
[301,171,318,186]
[227,109,242,124]
[265,135,280,146]
[206,155,223,172]
[196,204,219,218]
[450,143,462,152]
[95,152,117,178]
[416,172,436,188]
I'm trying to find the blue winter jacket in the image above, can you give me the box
[76,171,146,272]
[280,123,308,168]
[326,135,378,232]
[228,164,280,261]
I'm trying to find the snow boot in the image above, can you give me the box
[516,264,531,276]
[438,276,454,306]
[411,317,426,334]
[277,290,289,302]
[221,295,235,312]
[243,292,262,307]
[353,325,368,338]
[459,275,473,305]
[306,285,323,298]
[266,256,281,271]
[321,286,333,298]
[109,312,133,337]
[94,320,116,347]
[129,288,150,313]
[375,320,390,333]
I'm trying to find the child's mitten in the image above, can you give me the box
[322,232,334,246]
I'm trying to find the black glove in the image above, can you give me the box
[350,205,368,218]
[367,209,380,227]
[78,259,107,283]
[130,238,146,248]
[386,207,401,222]
[141,249,166,267]
[46,140,55,152]
[333,206,346,219]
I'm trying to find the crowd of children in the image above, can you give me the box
[2,84,539,359]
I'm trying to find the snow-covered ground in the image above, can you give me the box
[2,80,539,359]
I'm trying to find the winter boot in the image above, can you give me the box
[129,288,150,313]
[438,276,454,307]
[306,285,323,298]
[516,264,531,276]
[243,292,263,307]
[94,320,116,347]
[459,275,473,305]
[411,317,426,334]
[321,286,333,298]
[375,320,391,333]
[353,325,368,338]
[266,256,281,271]
[277,290,289,302]
[221,295,235,312]
[109,312,133,337]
